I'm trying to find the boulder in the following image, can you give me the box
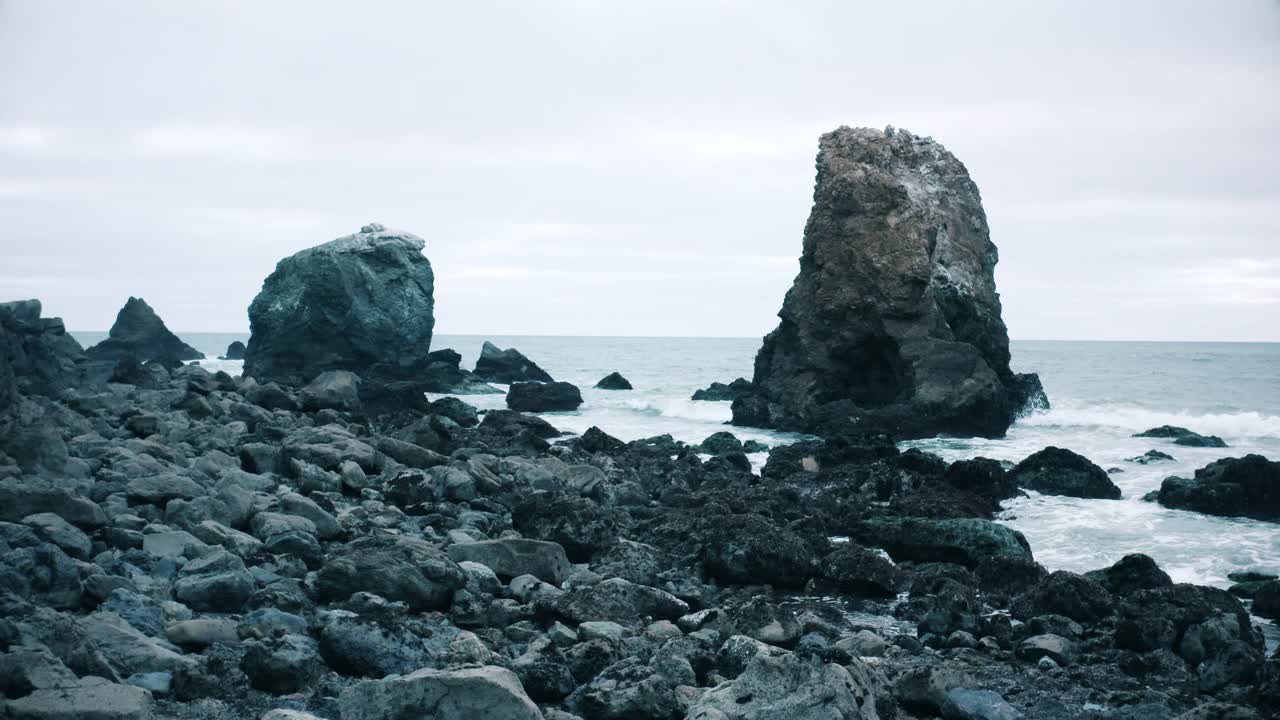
[1134,425,1228,448]
[698,513,816,589]
[1156,455,1280,521]
[2,676,153,720]
[1011,571,1114,625]
[0,299,87,401]
[337,665,541,720]
[506,382,583,412]
[942,457,1019,500]
[219,340,246,360]
[594,371,632,390]
[417,348,501,395]
[1008,447,1121,499]
[512,493,616,563]
[299,370,362,412]
[690,377,752,402]
[446,538,572,586]
[473,341,554,383]
[730,126,1045,439]
[687,650,885,720]
[317,534,466,611]
[241,634,320,694]
[539,577,688,626]
[84,297,203,363]
[850,517,1032,568]
[1084,553,1173,597]
[243,224,436,385]
[822,543,903,597]
[941,689,1021,720]
[1127,449,1174,465]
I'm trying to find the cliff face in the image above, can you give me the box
[733,126,1045,439]
[244,223,436,385]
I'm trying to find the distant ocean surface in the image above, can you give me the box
[71,332,1280,591]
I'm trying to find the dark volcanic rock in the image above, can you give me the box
[506,381,583,412]
[1008,446,1121,499]
[0,299,86,402]
[1135,425,1228,448]
[416,348,500,395]
[84,297,203,364]
[850,517,1032,569]
[1085,553,1173,597]
[594,371,632,390]
[1012,571,1115,625]
[731,126,1045,439]
[691,377,752,402]
[1156,454,1280,521]
[219,341,246,360]
[244,224,436,385]
[1128,449,1175,464]
[473,341,554,384]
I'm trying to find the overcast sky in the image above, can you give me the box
[1,1,1276,341]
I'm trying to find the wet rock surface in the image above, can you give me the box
[732,126,1045,439]
[1157,454,1280,522]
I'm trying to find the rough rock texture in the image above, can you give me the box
[507,382,583,412]
[474,342,554,384]
[1157,455,1280,521]
[1008,446,1121,500]
[732,126,1044,439]
[84,297,203,364]
[220,341,246,360]
[338,665,542,720]
[0,299,86,403]
[244,224,436,385]
[1135,425,1228,448]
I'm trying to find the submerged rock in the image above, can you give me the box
[1135,425,1228,448]
[84,297,202,364]
[1008,447,1121,499]
[731,126,1044,439]
[1157,454,1280,521]
[594,371,632,390]
[244,224,436,385]
[474,341,554,383]
[507,381,583,412]
[1128,449,1175,464]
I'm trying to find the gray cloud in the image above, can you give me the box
[1,0,1277,340]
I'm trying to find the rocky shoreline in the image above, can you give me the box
[1,126,1278,720]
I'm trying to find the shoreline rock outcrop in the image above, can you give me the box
[507,381,583,412]
[1157,454,1280,521]
[731,126,1045,439]
[244,224,436,386]
[473,342,554,384]
[84,297,203,365]
[220,341,246,360]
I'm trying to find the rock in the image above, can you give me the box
[2,544,83,609]
[299,370,362,412]
[730,126,1045,439]
[722,596,801,646]
[895,663,974,713]
[512,493,616,563]
[84,297,203,364]
[698,513,816,589]
[942,689,1022,720]
[446,538,572,586]
[688,650,884,720]
[2,676,153,720]
[578,426,627,455]
[1134,425,1228,448]
[540,577,688,626]
[0,299,87,402]
[243,224,436,385]
[594,372,632,390]
[1017,634,1073,666]
[219,341,246,360]
[822,544,903,597]
[1012,571,1114,625]
[173,569,255,612]
[317,534,466,611]
[430,397,480,427]
[142,530,208,559]
[21,513,91,560]
[851,517,1032,568]
[568,647,694,719]
[942,457,1019,500]
[337,665,541,720]
[166,618,240,647]
[506,381,583,412]
[241,634,320,694]
[835,629,888,658]
[1007,447,1121,499]
[1156,454,1280,521]
[82,611,193,676]
[1084,553,1173,596]
[417,348,501,395]
[0,644,79,697]
[0,481,107,529]
[1127,449,1175,464]
[473,341,554,383]
[1253,580,1280,619]
[697,431,744,455]
[690,377,752,402]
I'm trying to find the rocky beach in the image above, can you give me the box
[1,127,1277,720]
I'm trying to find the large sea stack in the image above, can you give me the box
[0,299,86,405]
[84,297,203,364]
[733,126,1045,439]
[244,223,436,385]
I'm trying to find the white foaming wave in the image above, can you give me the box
[621,397,732,423]
[1016,402,1280,439]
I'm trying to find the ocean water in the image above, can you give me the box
[72,332,1280,592]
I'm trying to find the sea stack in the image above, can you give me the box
[244,223,436,385]
[733,126,1045,439]
[84,297,203,364]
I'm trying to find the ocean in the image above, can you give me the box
[72,332,1280,593]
